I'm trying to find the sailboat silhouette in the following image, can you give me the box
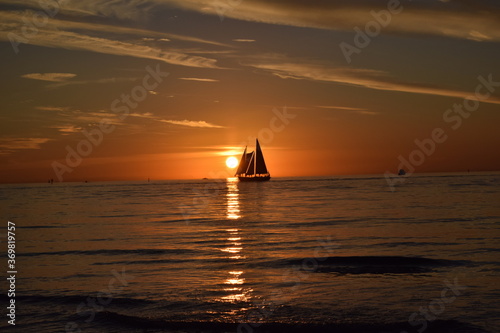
[235,139,271,181]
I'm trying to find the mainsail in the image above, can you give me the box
[255,139,268,175]
[235,139,271,181]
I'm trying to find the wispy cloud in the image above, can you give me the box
[50,125,82,135]
[0,3,227,47]
[47,76,138,89]
[233,39,256,43]
[36,106,72,112]
[166,0,500,42]
[39,107,123,134]
[0,11,221,69]
[129,112,225,128]
[315,105,378,115]
[129,112,156,119]
[246,57,500,105]
[22,73,76,82]
[159,119,225,128]
[316,105,366,111]
[0,137,52,154]
[74,111,123,126]
[178,77,219,82]
[142,37,171,42]
[4,1,499,42]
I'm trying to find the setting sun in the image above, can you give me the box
[226,156,239,169]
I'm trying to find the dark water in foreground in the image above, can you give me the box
[0,173,499,332]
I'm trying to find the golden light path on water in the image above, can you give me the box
[219,178,252,303]
[226,177,241,220]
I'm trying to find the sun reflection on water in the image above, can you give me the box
[218,179,252,303]
[221,266,250,302]
[226,177,241,220]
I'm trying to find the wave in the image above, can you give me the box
[3,295,491,333]
[92,311,489,333]
[371,241,463,247]
[0,294,156,308]
[264,256,467,274]
[91,257,231,266]
[20,248,202,257]
[18,225,66,229]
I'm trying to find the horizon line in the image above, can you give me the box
[1,170,499,185]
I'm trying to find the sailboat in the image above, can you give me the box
[235,139,271,181]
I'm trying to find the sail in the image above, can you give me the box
[255,139,268,175]
[235,147,248,176]
[245,151,255,175]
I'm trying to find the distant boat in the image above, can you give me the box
[398,169,406,176]
[235,139,271,181]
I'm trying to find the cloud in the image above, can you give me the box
[315,105,378,115]
[178,77,219,82]
[50,125,82,135]
[316,105,367,111]
[164,0,500,42]
[36,106,72,112]
[142,37,172,42]
[233,39,256,43]
[40,108,123,133]
[129,112,225,128]
[22,73,76,82]
[4,0,499,42]
[0,8,228,46]
[0,11,221,69]
[46,76,138,89]
[159,119,225,128]
[75,111,123,125]
[129,112,155,119]
[28,75,137,89]
[0,137,52,153]
[246,57,500,105]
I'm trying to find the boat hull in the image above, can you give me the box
[238,175,271,182]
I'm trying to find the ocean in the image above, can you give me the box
[0,173,499,332]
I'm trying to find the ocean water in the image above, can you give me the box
[0,173,499,333]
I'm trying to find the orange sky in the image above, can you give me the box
[1,1,500,183]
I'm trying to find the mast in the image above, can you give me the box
[254,146,256,175]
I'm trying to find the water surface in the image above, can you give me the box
[0,173,499,332]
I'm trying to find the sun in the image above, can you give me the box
[226,156,239,168]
